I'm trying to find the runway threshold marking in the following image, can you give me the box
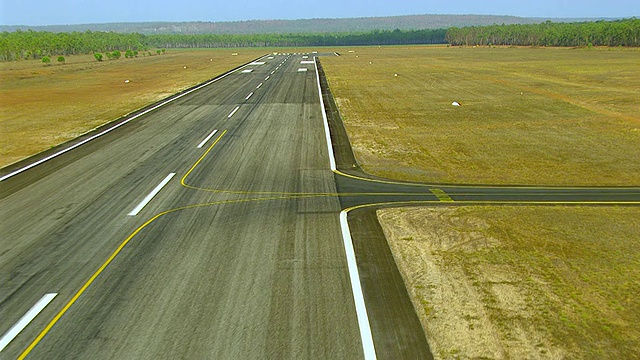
[430,188,454,202]
[0,293,57,353]
[228,106,240,118]
[197,129,218,149]
[128,173,176,216]
[340,211,378,360]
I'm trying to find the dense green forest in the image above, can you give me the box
[147,29,447,48]
[0,30,147,60]
[0,14,576,35]
[0,29,446,60]
[446,18,639,46]
[1,18,638,61]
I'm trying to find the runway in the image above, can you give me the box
[2,53,639,360]
[1,53,368,359]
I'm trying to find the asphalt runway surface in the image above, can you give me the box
[2,53,639,360]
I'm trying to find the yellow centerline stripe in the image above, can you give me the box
[18,59,638,357]
[181,130,227,188]
[19,132,640,357]
[178,129,638,196]
[18,210,166,359]
[18,193,331,358]
[344,200,640,212]
[333,169,640,191]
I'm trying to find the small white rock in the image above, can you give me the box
[452,101,461,106]
[184,66,187,69]
[124,79,130,83]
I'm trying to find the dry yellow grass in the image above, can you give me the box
[322,46,640,186]
[378,206,640,359]
[0,49,266,167]
[3,46,638,359]
[322,46,640,358]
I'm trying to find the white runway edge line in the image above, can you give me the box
[256,83,263,89]
[315,56,373,357]
[227,106,240,118]
[313,56,337,171]
[197,129,218,149]
[265,76,270,81]
[340,211,377,360]
[0,293,57,352]
[0,55,267,183]
[128,173,176,216]
[245,92,254,100]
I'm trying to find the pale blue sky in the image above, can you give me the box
[1,0,639,26]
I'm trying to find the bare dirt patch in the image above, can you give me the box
[378,206,640,359]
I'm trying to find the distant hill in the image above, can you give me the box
[0,14,610,34]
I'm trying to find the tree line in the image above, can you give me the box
[0,30,147,61]
[0,15,549,35]
[0,29,446,60]
[446,18,639,47]
[146,29,447,48]
[1,18,638,61]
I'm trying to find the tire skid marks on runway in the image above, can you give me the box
[17,193,313,359]
[0,293,57,353]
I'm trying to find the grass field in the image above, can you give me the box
[378,206,640,359]
[2,45,638,358]
[322,46,640,358]
[322,46,640,186]
[0,49,266,168]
